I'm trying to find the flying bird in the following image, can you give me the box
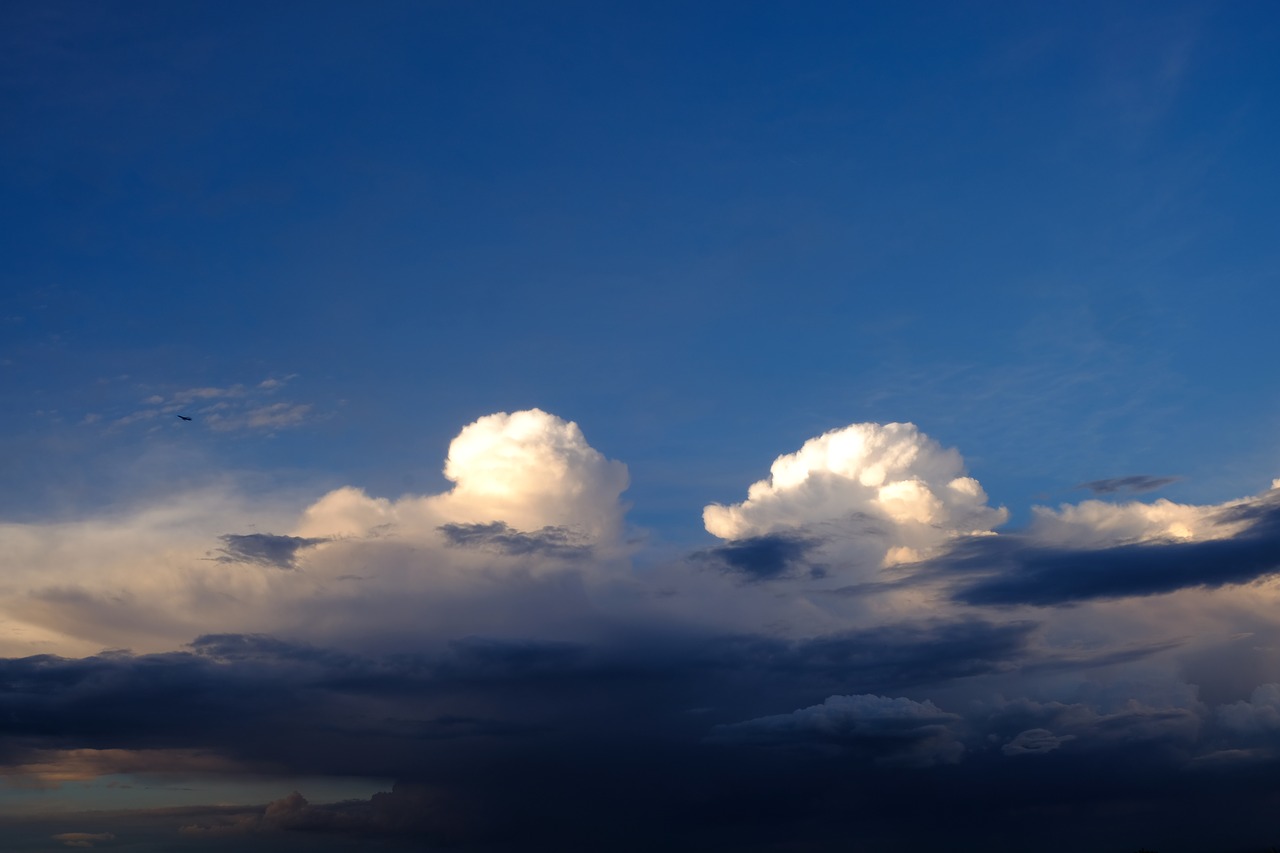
[176,415,192,421]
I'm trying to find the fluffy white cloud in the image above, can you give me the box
[297,409,628,545]
[703,422,1007,569]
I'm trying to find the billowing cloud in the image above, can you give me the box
[297,409,628,545]
[703,422,1007,575]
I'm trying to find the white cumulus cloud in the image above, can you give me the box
[297,409,629,545]
[703,422,1007,570]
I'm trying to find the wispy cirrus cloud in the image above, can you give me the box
[1077,474,1180,495]
[110,375,314,433]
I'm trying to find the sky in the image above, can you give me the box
[1,1,1279,850]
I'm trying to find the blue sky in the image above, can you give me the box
[2,2,1280,850]
[5,0,1277,529]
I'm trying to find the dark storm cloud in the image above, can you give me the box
[710,693,965,766]
[6,620,1280,851]
[1077,474,1180,495]
[949,496,1280,606]
[694,532,823,580]
[0,618,1033,766]
[437,521,593,559]
[721,619,1037,688]
[213,533,328,569]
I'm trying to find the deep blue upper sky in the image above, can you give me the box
[3,0,1277,535]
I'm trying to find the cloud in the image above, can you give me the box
[703,422,1006,576]
[2,624,1279,852]
[298,409,629,545]
[713,693,964,766]
[1026,493,1259,549]
[0,409,635,656]
[212,533,329,569]
[172,784,470,842]
[438,521,593,560]
[434,409,629,540]
[985,688,1204,752]
[3,749,252,788]
[0,620,1032,781]
[51,833,115,848]
[1218,684,1280,736]
[694,532,822,581]
[950,489,1280,606]
[1001,728,1075,755]
[110,377,315,432]
[1077,475,1180,495]
[8,408,1280,850]
[177,790,368,836]
[208,402,313,432]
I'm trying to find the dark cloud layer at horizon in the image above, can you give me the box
[2,613,1277,851]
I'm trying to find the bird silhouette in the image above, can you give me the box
[176,415,192,421]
